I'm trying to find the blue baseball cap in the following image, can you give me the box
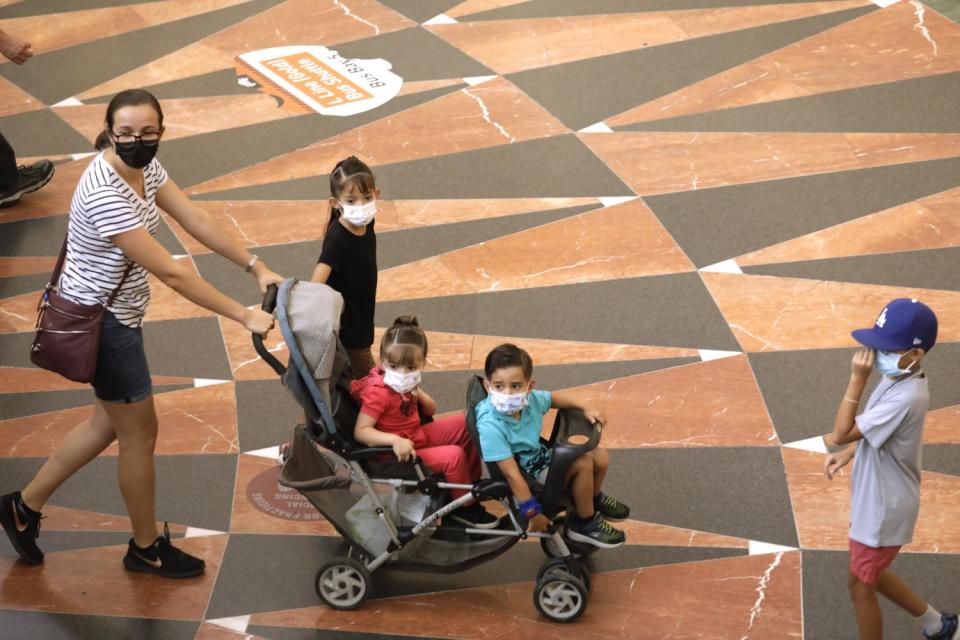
[851,298,938,352]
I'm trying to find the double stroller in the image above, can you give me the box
[254,278,607,622]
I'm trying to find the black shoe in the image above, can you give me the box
[0,491,45,564]
[567,514,625,549]
[0,160,54,208]
[123,523,205,579]
[594,492,630,521]
[924,613,959,640]
[448,502,500,529]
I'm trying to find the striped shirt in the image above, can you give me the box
[59,153,168,328]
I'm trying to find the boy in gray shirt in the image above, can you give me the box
[825,298,956,640]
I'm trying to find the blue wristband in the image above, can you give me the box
[518,497,542,518]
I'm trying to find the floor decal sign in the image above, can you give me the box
[237,45,402,116]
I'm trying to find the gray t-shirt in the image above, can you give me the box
[850,374,929,547]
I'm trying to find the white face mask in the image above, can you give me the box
[340,199,376,227]
[383,368,421,394]
[488,389,528,415]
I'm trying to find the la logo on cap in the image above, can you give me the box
[876,308,888,328]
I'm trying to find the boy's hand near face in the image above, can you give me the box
[850,348,875,381]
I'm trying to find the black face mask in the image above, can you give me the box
[114,138,159,169]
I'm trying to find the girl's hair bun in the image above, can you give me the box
[392,315,419,327]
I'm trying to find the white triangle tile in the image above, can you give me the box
[194,378,230,388]
[783,435,829,454]
[697,349,740,362]
[463,75,497,86]
[69,152,97,161]
[871,0,901,6]
[184,526,225,538]
[700,258,742,274]
[245,445,282,460]
[52,96,83,107]
[599,196,638,208]
[748,540,798,555]
[579,122,613,134]
[208,615,251,633]
[424,13,457,25]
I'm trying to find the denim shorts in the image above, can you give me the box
[92,312,152,404]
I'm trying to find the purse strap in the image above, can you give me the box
[49,233,136,306]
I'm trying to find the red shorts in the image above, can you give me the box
[849,538,901,585]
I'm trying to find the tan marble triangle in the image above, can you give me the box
[222,314,697,381]
[231,454,338,535]
[581,132,960,196]
[447,0,533,19]
[783,447,960,552]
[738,186,960,266]
[0,367,192,393]
[925,405,960,444]
[607,1,960,127]
[54,93,294,144]
[539,355,778,448]
[0,0,255,60]
[0,535,228,620]
[0,157,91,224]
[41,505,188,535]
[195,624,270,640]
[429,1,869,75]
[0,383,239,457]
[0,256,55,278]
[377,198,693,301]
[0,75,43,117]
[249,552,801,638]
[76,0,416,101]
[396,78,464,97]
[701,272,960,352]
[186,77,568,194]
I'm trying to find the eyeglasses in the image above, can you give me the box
[112,130,162,145]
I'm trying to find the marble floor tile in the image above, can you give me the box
[925,405,960,445]
[0,367,191,394]
[0,256,56,278]
[0,75,42,118]
[447,0,533,19]
[0,158,91,225]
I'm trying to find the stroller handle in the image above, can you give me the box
[253,284,286,376]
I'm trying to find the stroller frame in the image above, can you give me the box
[254,280,604,621]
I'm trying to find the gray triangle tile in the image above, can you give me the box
[376,0,462,23]
[924,445,960,477]
[0,611,199,640]
[85,69,257,104]
[0,109,93,157]
[0,0,163,19]
[465,0,850,20]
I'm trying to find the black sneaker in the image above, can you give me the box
[567,514,626,549]
[0,491,45,564]
[924,613,959,640]
[448,502,500,529]
[594,492,630,521]
[0,160,54,208]
[123,523,205,579]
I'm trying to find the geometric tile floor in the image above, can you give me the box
[1,1,958,638]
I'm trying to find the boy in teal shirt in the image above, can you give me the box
[475,343,629,548]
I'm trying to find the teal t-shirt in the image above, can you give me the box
[476,389,552,474]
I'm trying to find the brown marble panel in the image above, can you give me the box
[230,454,338,535]
[0,0,253,60]
[54,93,293,145]
[702,272,960,351]
[0,535,227,619]
[447,0,533,18]
[0,157,91,224]
[378,199,693,300]
[396,78,464,97]
[783,447,960,553]
[41,505,187,536]
[0,256,55,278]
[925,405,960,445]
[538,355,777,448]
[607,1,960,127]
[468,335,697,369]
[188,78,568,195]
[0,366,191,393]
[250,551,801,639]
[431,2,867,75]
[77,0,415,101]
[393,197,600,228]
[615,519,749,549]
[582,132,960,196]
[0,383,238,457]
[738,186,960,266]
[220,315,288,381]
[0,75,42,117]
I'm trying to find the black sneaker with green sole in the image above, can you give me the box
[567,514,626,549]
[594,492,630,521]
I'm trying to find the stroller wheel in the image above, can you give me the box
[533,571,588,623]
[537,557,591,593]
[315,558,372,610]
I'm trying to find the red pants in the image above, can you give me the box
[416,413,481,499]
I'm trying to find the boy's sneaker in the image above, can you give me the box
[567,514,626,549]
[123,523,205,579]
[924,613,959,640]
[0,160,54,208]
[594,492,630,521]
[0,491,45,564]
[448,502,500,529]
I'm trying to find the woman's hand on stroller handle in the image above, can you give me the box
[244,307,274,337]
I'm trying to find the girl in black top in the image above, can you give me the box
[311,156,379,377]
